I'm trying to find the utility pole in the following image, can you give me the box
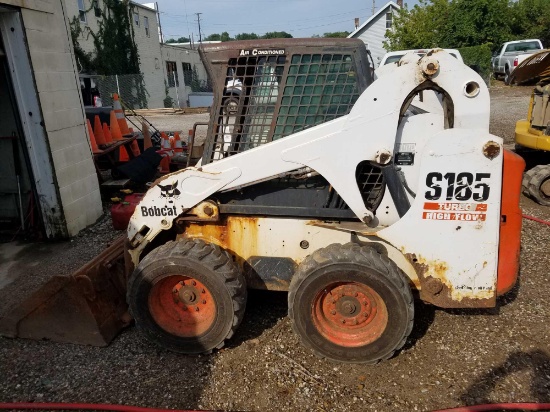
[372,0,376,15]
[195,12,203,44]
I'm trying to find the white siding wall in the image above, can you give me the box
[1,0,102,237]
[356,13,392,67]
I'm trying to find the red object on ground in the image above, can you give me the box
[0,402,207,412]
[523,213,550,227]
[111,194,145,230]
[434,403,550,411]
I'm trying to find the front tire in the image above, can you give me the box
[127,239,247,354]
[288,243,414,364]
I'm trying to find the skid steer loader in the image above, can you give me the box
[123,39,525,364]
[0,39,525,364]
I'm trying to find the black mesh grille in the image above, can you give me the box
[355,161,386,211]
[208,53,360,163]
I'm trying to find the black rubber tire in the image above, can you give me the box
[522,164,550,206]
[288,243,414,364]
[127,239,247,354]
[504,66,511,85]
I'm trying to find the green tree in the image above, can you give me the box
[204,33,221,41]
[509,0,550,46]
[235,32,260,40]
[262,31,293,39]
[445,0,512,47]
[385,0,453,50]
[323,31,350,38]
[386,0,550,52]
[165,36,190,43]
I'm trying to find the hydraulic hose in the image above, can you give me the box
[523,213,550,227]
[0,403,205,412]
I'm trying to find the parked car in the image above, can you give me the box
[491,39,543,82]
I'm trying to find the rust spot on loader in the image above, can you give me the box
[404,253,495,308]
[483,141,501,160]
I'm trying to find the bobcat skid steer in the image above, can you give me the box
[124,39,525,364]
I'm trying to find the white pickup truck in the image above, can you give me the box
[492,39,543,82]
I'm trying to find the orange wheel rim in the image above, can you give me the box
[312,282,388,347]
[148,275,217,337]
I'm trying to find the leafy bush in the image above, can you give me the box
[458,43,493,84]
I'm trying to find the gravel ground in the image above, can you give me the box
[1,84,550,411]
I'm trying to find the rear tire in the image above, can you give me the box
[127,239,247,354]
[288,243,414,364]
[522,165,550,206]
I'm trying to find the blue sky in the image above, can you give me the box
[155,0,420,41]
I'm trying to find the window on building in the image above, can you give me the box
[133,11,140,26]
[386,12,393,29]
[167,61,179,87]
[78,0,87,23]
[144,16,150,37]
[182,63,192,86]
[92,0,101,17]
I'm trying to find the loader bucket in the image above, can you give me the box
[0,236,130,346]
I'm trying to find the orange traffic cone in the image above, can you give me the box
[113,93,132,136]
[159,154,171,173]
[130,131,141,157]
[173,132,184,153]
[142,122,152,150]
[93,115,106,146]
[86,119,102,154]
[103,122,113,144]
[119,145,130,162]
[161,132,172,151]
[110,111,123,141]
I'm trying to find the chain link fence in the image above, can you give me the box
[93,71,213,110]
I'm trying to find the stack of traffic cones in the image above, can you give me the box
[86,119,102,154]
[108,110,129,162]
[103,122,113,144]
[173,132,184,153]
[158,132,174,174]
[93,116,107,147]
[129,128,141,157]
[112,93,133,137]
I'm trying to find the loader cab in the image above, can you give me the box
[195,38,382,222]
[200,38,373,163]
